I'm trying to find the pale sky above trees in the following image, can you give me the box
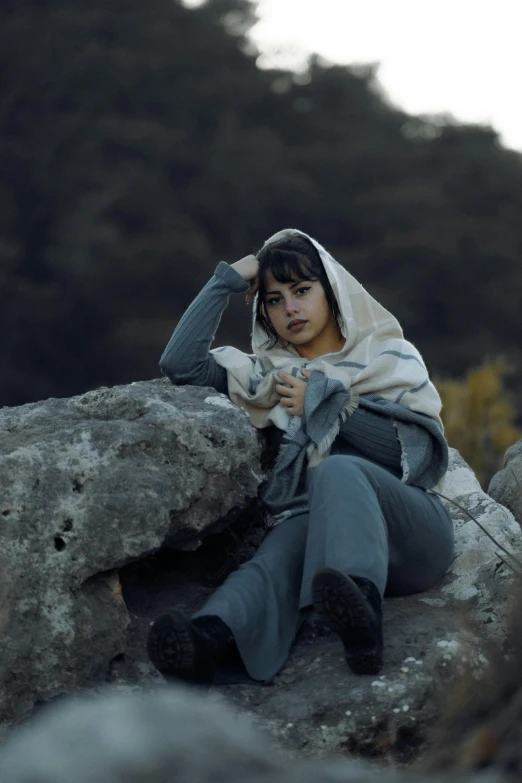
[184,0,522,152]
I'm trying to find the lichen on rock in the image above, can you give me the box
[0,379,263,725]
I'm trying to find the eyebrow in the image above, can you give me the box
[265,279,308,296]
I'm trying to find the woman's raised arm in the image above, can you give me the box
[159,261,249,394]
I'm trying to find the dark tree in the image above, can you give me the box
[1,0,522,406]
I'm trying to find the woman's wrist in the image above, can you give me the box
[214,261,250,293]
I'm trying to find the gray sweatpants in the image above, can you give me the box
[193,455,454,681]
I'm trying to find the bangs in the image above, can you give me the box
[258,251,317,298]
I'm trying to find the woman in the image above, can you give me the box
[147,229,454,684]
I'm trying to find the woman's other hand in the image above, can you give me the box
[230,254,259,304]
[275,370,311,416]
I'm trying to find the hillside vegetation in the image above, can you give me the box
[1,0,522,407]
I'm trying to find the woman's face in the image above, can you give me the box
[262,271,344,359]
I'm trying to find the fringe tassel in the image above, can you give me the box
[317,426,340,460]
[339,391,359,422]
[316,392,360,459]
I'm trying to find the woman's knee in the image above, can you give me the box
[386,512,455,596]
[311,454,374,488]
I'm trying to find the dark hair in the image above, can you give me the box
[255,234,344,349]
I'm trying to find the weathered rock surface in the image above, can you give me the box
[0,379,263,724]
[435,450,521,641]
[488,439,522,527]
[115,449,522,764]
[1,377,520,771]
[0,685,504,783]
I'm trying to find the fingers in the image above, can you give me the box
[276,381,301,413]
[245,278,259,305]
[277,371,301,384]
[279,397,302,416]
[276,371,307,387]
[275,383,292,396]
[275,381,297,401]
[275,380,296,393]
[278,394,297,410]
[279,370,310,379]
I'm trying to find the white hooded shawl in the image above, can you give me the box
[211,229,448,524]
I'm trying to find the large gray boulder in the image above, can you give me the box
[0,379,263,725]
[488,439,522,528]
[0,685,504,783]
[436,450,522,640]
[2,378,520,769]
[116,449,522,764]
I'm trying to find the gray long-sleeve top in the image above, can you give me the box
[160,261,407,472]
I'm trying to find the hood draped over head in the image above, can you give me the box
[211,228,443,433]
[252,228,404,356]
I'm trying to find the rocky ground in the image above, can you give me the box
[1,379,522,773]
[114,555,480,765]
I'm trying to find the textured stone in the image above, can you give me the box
[488,438,522,528]
[0,685,503,783]
[2,379,520,770]
[117,449,522,764]
[0,379,263,724]
[434,450,522,638]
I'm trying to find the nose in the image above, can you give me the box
[284,296,300,316]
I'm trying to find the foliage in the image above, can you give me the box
[436,359,522,486]
[1,0,522,406]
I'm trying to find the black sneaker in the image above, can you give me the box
[312,568,383,675]
[147,611,232,686]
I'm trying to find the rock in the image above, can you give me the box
[435,450,522,640]
[0,685,503,783]
[2,380,520,770]
[488,438,522,527]
[0,379,263,725]
[116,449,522,765]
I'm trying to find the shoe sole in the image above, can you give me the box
[312,567,383,675]
[147,610,196,678]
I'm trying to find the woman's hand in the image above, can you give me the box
[275,370,311,416]
[230,254,259,305]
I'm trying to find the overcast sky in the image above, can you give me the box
[184,0,521,152]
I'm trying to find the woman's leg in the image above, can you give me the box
[301,454,454,605]
[148,454,454,682]
[148,515,310,683]
[302,454,454,673]
[191,513,310,681]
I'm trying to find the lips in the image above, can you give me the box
[288,319,307,332]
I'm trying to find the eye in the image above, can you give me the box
[265,285,311,306]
